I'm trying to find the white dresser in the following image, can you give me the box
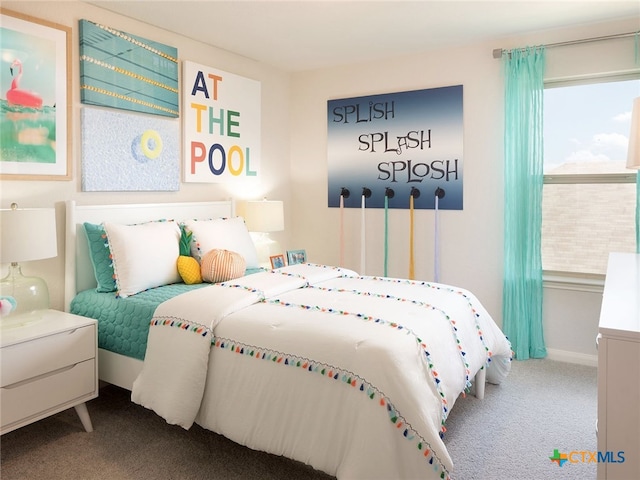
[597,252,640,480]
[0,309,98,435]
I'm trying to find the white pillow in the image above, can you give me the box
[183,217,259,268]
[104,221,181,298]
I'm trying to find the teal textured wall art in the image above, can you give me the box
[81,107,179,191]
[79,19,178,118]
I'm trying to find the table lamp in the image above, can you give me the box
[244,199,284,268]
[0,203,57,316]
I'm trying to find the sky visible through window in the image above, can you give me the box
[544,79,639,173]
[542,79,639,275]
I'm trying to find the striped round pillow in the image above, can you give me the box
[200,249,246,283]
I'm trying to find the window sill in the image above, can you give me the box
[542,271,605,293]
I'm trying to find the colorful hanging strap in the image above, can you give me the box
[360,193,366,275]
[409,193,415,280]
[340,193,345,267]
[434,193,440,283]
[384,194,389,276]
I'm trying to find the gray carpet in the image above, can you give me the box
[445,359,597,480]
[1,359,596,480]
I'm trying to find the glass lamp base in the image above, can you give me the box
[250,232,282,269]
[0,263,50,317]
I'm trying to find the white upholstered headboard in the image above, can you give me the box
[64,200,235,311]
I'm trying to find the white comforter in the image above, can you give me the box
[132,264,512,480]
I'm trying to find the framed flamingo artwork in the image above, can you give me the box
[0,9,71,180]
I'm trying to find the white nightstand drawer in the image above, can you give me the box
[1,324,95,388]
[1,358,95,429]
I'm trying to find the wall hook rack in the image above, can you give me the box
[362,187,372,198]
[340,187,350,199]
[435,187,445,199]
[410,187,420,198]
[385,187,395,199]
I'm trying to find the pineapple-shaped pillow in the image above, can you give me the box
[177,227,202,284]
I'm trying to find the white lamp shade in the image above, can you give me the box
[0,207,57,263]
[628,96,640,170]
[244,200,284,233]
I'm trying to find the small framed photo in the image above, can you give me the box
[286,249,307,265]
[270,254,285,269]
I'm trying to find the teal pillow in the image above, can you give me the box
[83,222,116,293]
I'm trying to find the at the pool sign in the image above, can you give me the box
[183,61,261,183]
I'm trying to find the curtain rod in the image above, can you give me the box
[492,31,638,58]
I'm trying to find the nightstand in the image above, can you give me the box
[0,309,98,435]
[597,253,640,479]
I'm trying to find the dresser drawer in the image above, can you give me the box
[1,324,95,388]
[1,358,96,430]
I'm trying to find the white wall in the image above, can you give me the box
[1,1,292,311]
[288,16,639,364]
[2,2,637,363]
[289,41,505,316]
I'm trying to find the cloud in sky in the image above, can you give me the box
[562,132,627,164]
[592,132,629,150]
[613,110,632,123]
[544,78,638,171]
[565,148,610,164]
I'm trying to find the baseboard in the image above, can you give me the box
[545,348,598,367]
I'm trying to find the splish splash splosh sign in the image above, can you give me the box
[182,61,261,183]
[327,85,463,210]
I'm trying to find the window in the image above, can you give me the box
[542,78,639,277]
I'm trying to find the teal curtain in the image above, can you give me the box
[636,177,639,253]
[636,33,640,254]
[502,46,547,360]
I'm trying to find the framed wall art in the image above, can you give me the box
[182,60,261,183]
[79,19,179,118]
[327,85,464,210]
[0,9,71,180]
[81,107,179,192]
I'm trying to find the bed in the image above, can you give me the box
[65,200,512,480]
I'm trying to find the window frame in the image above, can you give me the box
[541,72,639,291]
